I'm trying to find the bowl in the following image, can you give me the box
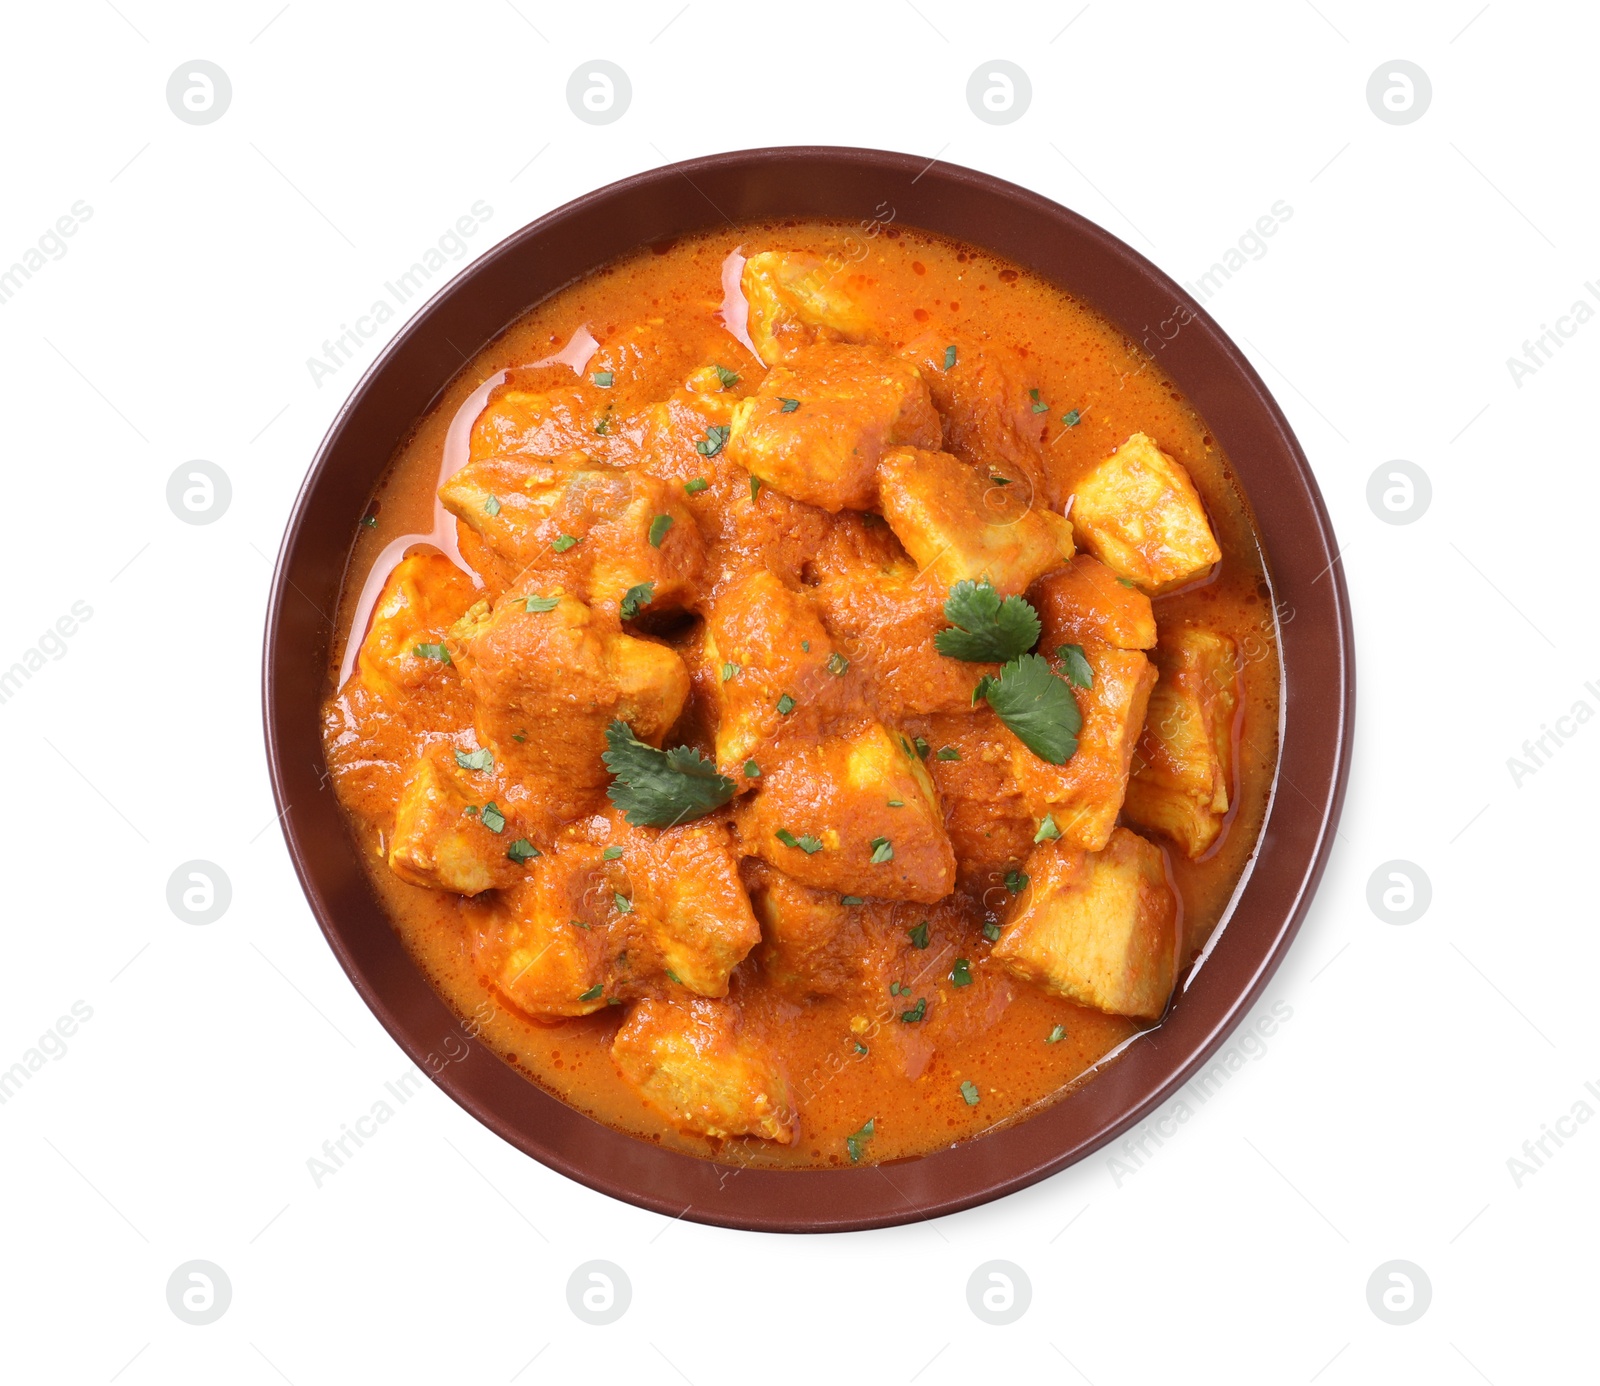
[263,146,1353,1232]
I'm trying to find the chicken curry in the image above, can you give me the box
[322,221,1280,1167]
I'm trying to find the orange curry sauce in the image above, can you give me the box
[321,221,1280,1168]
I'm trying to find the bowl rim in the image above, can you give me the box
[264,144,1354,1233]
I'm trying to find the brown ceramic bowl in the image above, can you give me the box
[263,146,1353,1232]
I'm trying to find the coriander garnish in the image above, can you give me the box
[950,957,973,987]
[959,1080,981,1105]
[935,578,1041,662]
[647,513,674,547]
[697,424,730,457]
[778,397,801,413]
[869,837,894,864]
[551,533,580,553]
[619,581,655,620]
[1056,643,1094,689]
[413,642,451,664]
[506,838,539,864]
[480,802,506,834]
[455,747,493,773]
[601,719,737,827]
[1034,813,1062,843]
[1047,1024,1067,1043]
[845,1117,875,1162]
[907,920,929,949]
[523,594,560,613]
[973,654,1083,764]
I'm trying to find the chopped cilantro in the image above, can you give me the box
[950,957,973,987]
[853,1040,868,1056]
[1029,387,1048,414]
[1116,576,1138,588]
[936,745,961,761]
[455,747,493,773]
[697,424,730,457]
[845,1117,876,1162]
[578,983,604,1002]
[977,654,1083,764]
[1004,868,1030,894]
[512,730,527,743]
[570,917,592,930]
[1034,813,1062,843]
[942,344,957,370]
[750,475,763,501]
[593,370,614,388]
[480,802,506,834]
[826,652,849,676]
[801,640,810,652]
[462,805,477,817]
[601,719,737,827]
[776,694,796,716]
[869,837,894,864]
[524,594,560,613]
[778,397,801,413]
[913,737,930,760]
[959,1080,981,1105]
[413,642,452,664]
[983,921,1002,943]
[1056,643,1094,688]
[602,845,623,861]
[1061,408,1081,427]
[886,799,904,808]
[841,895,864,906]
[647,513,674,547]
[594,415,610,435]
[990,474,1012,486]
[507,838,539,864]
[935,578,1041,662]
[684,478,709,496]
[714,364,739,388]
[1047,1024,1067,1043]
[551,533,580,553]
[744,759,761,777]
[483,495,502,516]
[361,513,378,528]
[775,828,823,855]
[907,920,929,949]
[721,661,740,682]
[619,581,655,620]
[899,997,927,1023]
[613,892,632,914]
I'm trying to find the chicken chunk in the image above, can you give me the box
[745,861,866,996]
[1030,554,1158,651]
[439,454,704,615]
[612,997,796,1142]
[725,342,940,512]
[473,848,613,1018]
[1008,639,1156,851]
[1069,433,1221,593]
[474,811,760,1018]
[1123,627,1240,858]
[703,569,856,770]
[992,828,1178,1021]
[741,249,875,364]
[877,446,1074,596]
[734,720,956,904]
[810,516,999,718]
[354,553,479,705]
[901,332,1054,502]
[469,375,630,465]
[911,710,1038,892]
[386,745,529,894]
[457,594,689,835]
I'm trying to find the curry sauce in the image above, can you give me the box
[321,221,1280,1167]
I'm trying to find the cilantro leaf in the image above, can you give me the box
[684,478,709,496]
[960,1080,981,1105]
[869,837,894,864]
[936,745,961,761]
[1056,643,1094,688]
[714,364,739,388]
[455,747,493,773]
[907,920,929,949]
[413,642,452,664]
[776,694,796,716]
[841,895,864,906]
[775,828,824,855]
[1034,813,1061,843]
[826,652,849,676]
[750,475,763,501]
[942,344,957,369]
[1004,868,1030,894]
[845,1117,875,1163]
[578,983,604,1002]
[1029,387,1049,415]
[983,921,1002,942]
[1061,408,1081,427]
[743,759,760,777]
[950,957,973,987]
[602,845,623,861]
[978,653,1082,764]
[1047,1023,1067,1043]
[483,495,502,516]
[899,996,927,1023]
[602,719,737,827]
[935,578,1042,662]
[506,838,539,864]
[592,370,614,388]
[647,513,674,547]
[697,424,730,457]
[778,397,801,413]
[619,581,655,620]
[523,594,560,613]
[480,802,506,834]
[552,533,580,553]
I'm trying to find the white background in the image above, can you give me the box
[1,1,1593,1381]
